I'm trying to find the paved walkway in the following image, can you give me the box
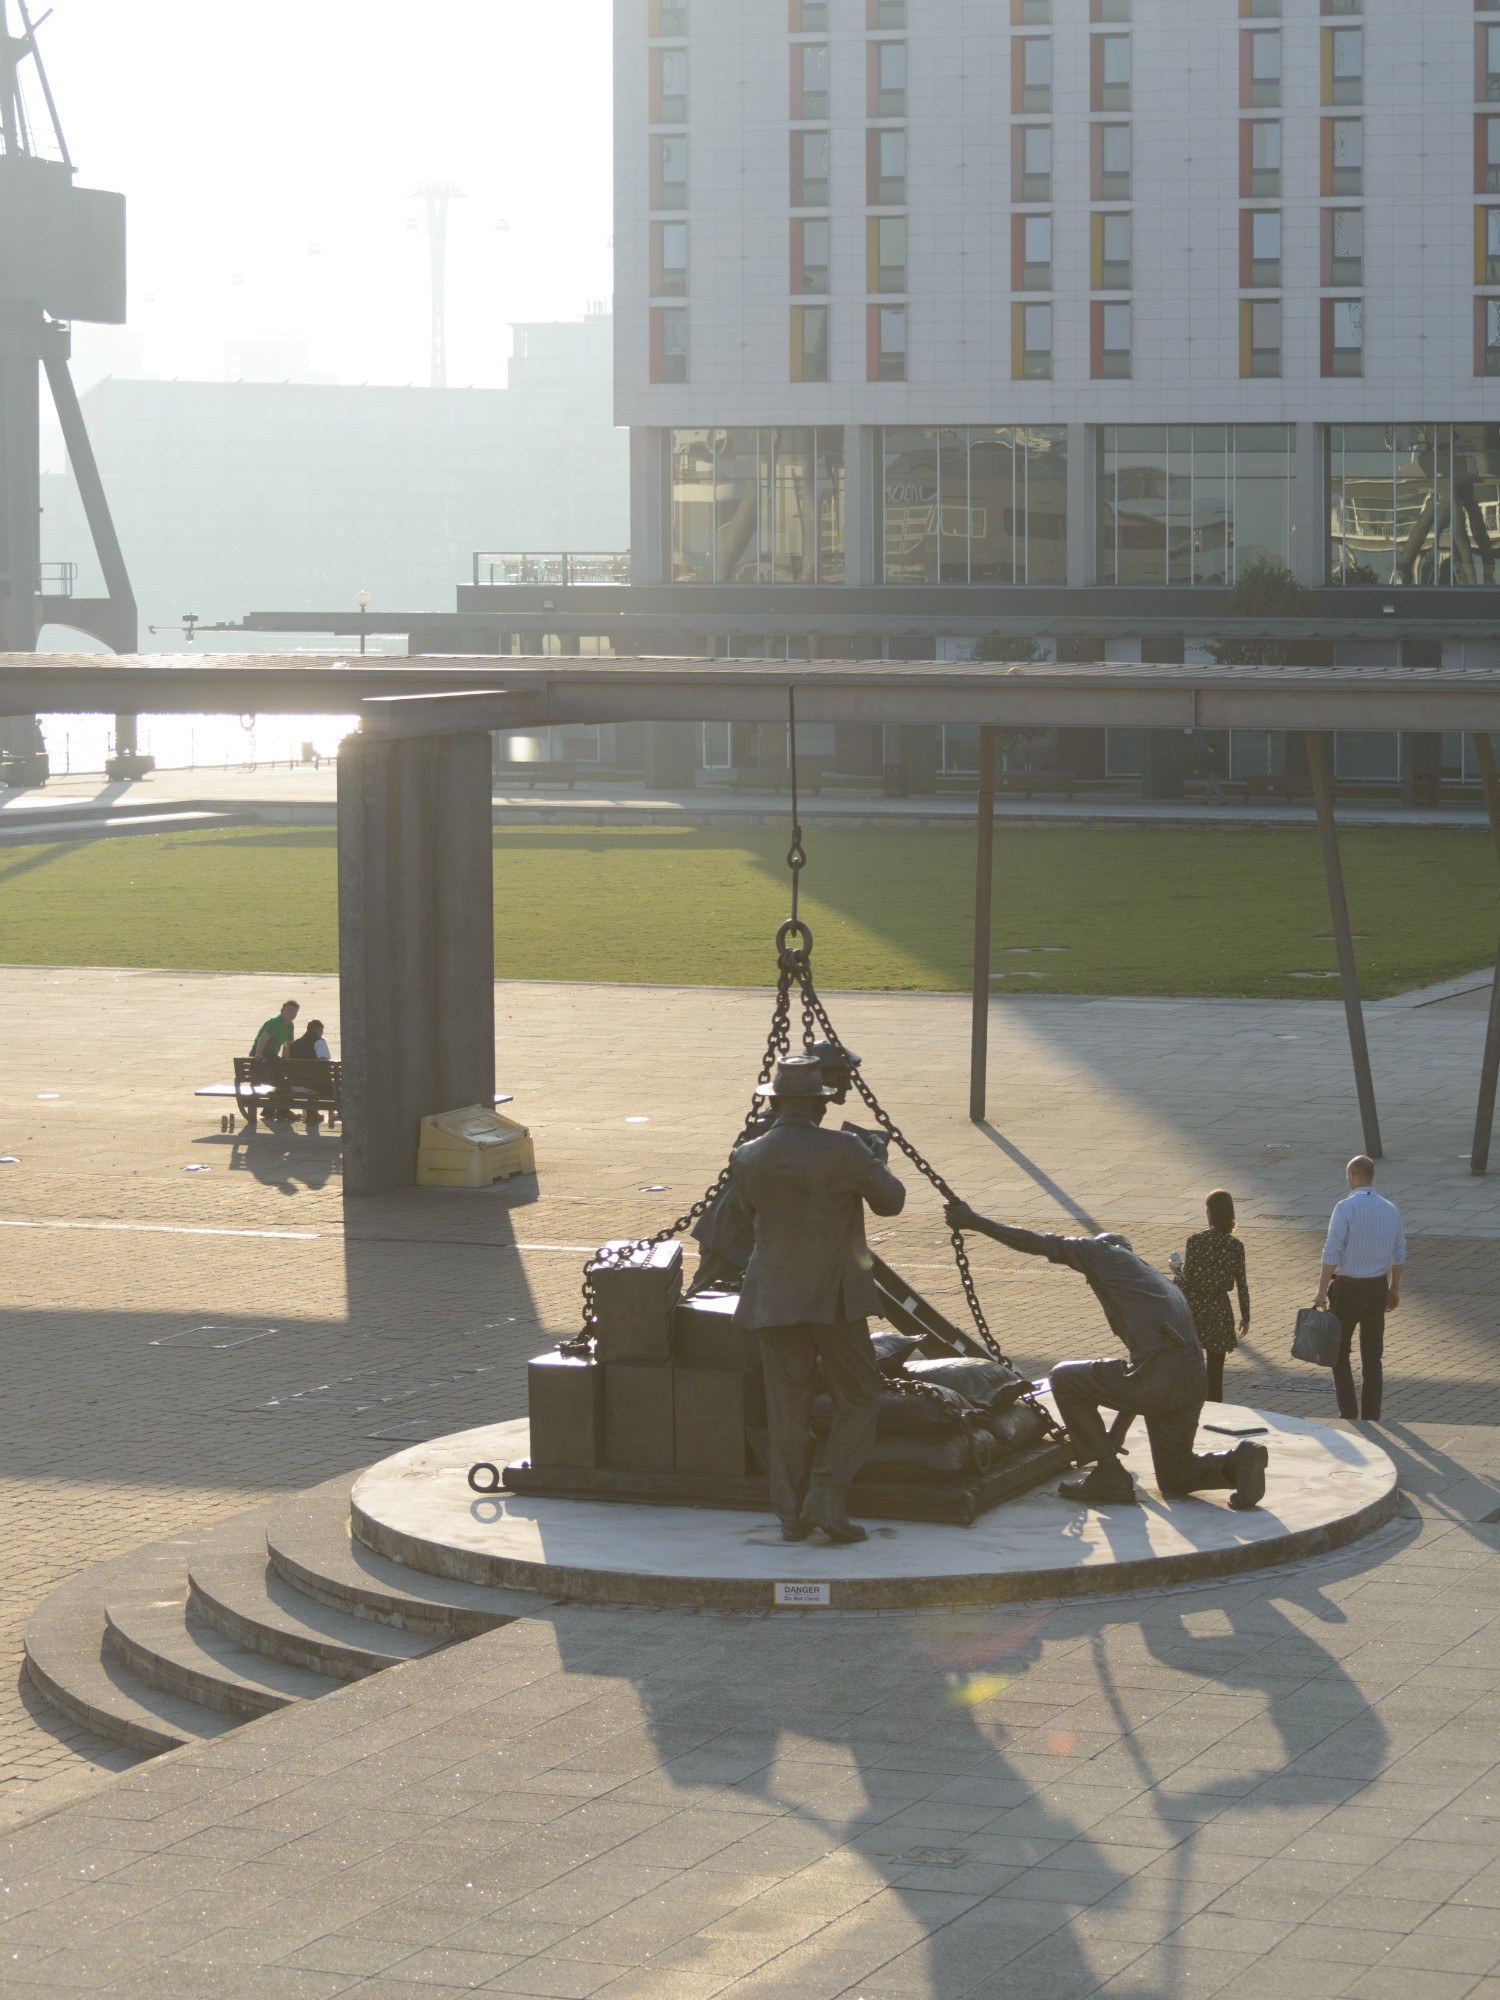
[3,765,1496,832]
[3,966,1500,1992]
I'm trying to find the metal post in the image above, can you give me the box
[1470,734,1500,1174]
[970,725,998,1124]
[1306,731,1382,1159]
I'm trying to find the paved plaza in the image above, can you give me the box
[1,962,1500,1992]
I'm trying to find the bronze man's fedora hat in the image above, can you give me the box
[754,1054,839,1100]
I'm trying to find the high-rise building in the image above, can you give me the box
[613,0,1500,658]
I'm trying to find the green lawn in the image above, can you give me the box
[0,822,1495,999]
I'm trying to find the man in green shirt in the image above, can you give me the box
[248,1000,299,1125]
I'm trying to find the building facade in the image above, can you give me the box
[615,0,1500,620]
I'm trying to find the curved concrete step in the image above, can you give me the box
[103,1587,343,1722]
[188,1512,436,1681]
[24,1559,237,1758]
[268,1473,539,1638]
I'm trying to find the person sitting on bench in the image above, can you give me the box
[288,1018,330,1062]
[945,1201,1268,1512]
[247,999,299,1125]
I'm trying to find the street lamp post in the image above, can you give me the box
[356,590,370,656]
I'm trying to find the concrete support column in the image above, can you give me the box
[1306,731,1382,1160]
[337,729,496,1196]
[1065,423,1095,590]
[0,311,41,653]
[970,727,998,1125]
[629,429,666,586]
[1292,423,1326,588]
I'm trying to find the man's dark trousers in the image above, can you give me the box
[758,1319,881,1521]
[1329,1275,1388,1420]
[1051,1349,1241,1495]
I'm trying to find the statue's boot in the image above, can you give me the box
[780,1516,813,1542]
[1058,1462,1137,1506]
[1227,1441,1269,1512]
[801,1491,868,1544]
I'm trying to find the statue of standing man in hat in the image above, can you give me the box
[731,1053,906,1544]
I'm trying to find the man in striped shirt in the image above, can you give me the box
[1314,1156,1406,1422]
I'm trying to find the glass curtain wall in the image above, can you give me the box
[879,426,1067,583]
[1098,426,1293,584]
[1327,424,1500,585]
[669,428,846,582]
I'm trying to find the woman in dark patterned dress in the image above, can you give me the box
[1178,1188,1250,1403]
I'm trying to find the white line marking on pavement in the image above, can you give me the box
[0,1217,320,1241]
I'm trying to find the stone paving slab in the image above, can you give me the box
[1,1444,1499,1996]
[1,962,1499,1826]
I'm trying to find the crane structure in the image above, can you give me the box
[414,180,462,389]
[0,0,140,779]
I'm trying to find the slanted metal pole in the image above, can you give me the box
[969,725,998,1124]
[1306,731,1382,1160]
[1470,733,1500,1174]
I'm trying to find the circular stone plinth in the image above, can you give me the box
[350,1404,1400,1613]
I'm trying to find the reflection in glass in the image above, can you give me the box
[1328,424,1500,586]
[1099,426,1292,584]
[881,426,1067,585]
[669,429,846,584]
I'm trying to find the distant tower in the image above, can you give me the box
[414,181,463,389]
[0,0,134,656]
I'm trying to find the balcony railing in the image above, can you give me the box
[472,551,630,588]
[38,561,77,598]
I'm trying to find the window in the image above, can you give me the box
[871,303,907,380]
[1485,208,1500,283]
[879,425,1068,584]
[1095,34,1132,111]
[1247,210,1282,287]
[670,428,845,583]
[1015,300,1052,378]
[1327,208,1363,285]
[651,135,688,208]
[1096,210,1131,289]
[794,217,829,293]
[1095,122,1132,198]
[868,0,905,23]
[650,47,688,122]
[1244,0,1280,13]
[651,307,688,383]
[791,0,828,26]
[791,305,829,382]
[1097,301,1131,378]
[1247,30,1281,106]
[869,215,907,291]
[1019,213,1052,290]
[1325,297,1363,376]
[1099,425,1293,584]
[874,40,906,115]
[1480,299,1500,377]
[1017,36,1052,113]
[1327,26,1363,104]
[1246,119,1281,196]
[650,0,687,33]
[652,220,688,296]
[1483,116,1500,192]
[1486,25,1500,100]
[871,127,906,203]
[1327,116,1363,193]
[1326,424,1500,585]
[797,42,830,117]
[1093,0,1130,17]
[1242,299,1282,377]
[794,129,829,205]
[1017,123,1051,200]
[1323,0,1360,11]
[1014,0,1050,19]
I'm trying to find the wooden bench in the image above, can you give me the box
[724,761,831,795]
[227,1056,343,1130]
[493,759,578,790]
[1243,773,1314,802]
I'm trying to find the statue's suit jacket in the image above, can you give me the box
[730,1121,906,1329]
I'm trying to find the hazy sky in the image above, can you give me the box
[33,1,615,392]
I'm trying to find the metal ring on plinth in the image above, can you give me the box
[467,1461,502,1494]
